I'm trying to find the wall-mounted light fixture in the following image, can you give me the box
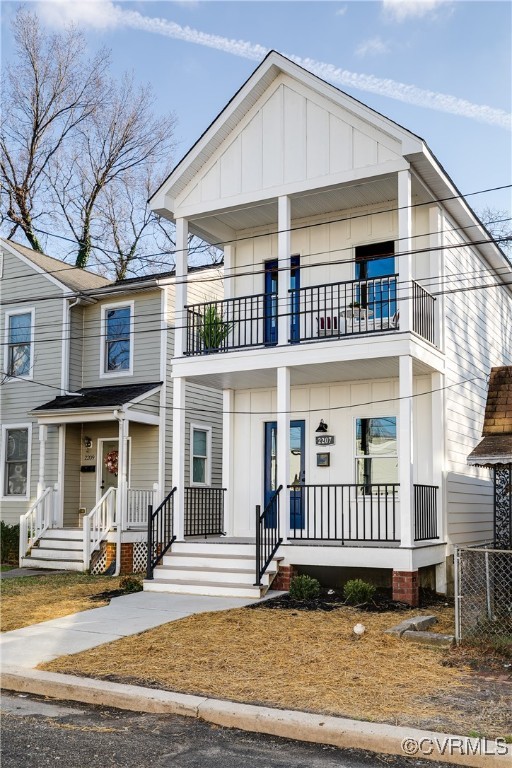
[83,436,92,449]
[315,419,328,433]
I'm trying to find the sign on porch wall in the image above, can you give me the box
[315,435,335,446]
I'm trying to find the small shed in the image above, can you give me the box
[468,366,512,549]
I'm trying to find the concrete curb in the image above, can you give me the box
[1,666,510,767]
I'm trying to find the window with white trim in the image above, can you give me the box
[6,310,33,378]
[3,427,30,497]
[102,304,133,374]
[355,417,398,489]
[190,425,211,486]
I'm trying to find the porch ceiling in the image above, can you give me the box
[179,355,434,390]
[190,173,430,243]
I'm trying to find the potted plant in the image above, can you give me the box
[199,304,231,352]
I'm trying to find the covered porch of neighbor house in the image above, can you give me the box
[20,382,164,572]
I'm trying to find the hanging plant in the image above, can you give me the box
[104,449,119,475]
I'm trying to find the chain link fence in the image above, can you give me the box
[455,544,512,647]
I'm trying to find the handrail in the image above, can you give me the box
[83,487,117,570]
[255,485,283,586]
[146,487,177,579]
[19,486,53,560]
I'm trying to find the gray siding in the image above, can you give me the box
[68,305,84,392]
[0,246,65,524]
[63,424,82,527]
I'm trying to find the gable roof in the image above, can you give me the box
[1,239,112,292]
[150,50,422,213]
[468,367,512,466]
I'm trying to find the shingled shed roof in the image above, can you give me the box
[468,366,512,467]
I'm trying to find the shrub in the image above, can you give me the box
[0,522,19,565]
[343,578,376,605]
[289,574,320,601]
[120,575,143,593]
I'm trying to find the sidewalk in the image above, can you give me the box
[1,590,510,768]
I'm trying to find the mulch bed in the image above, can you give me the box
[251,586,450,613]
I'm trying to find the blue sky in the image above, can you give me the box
[2,0,511,214]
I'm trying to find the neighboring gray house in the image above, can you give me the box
[0,238,223,573]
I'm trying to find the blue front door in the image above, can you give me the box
[264,257,300,345]
[264,420,305,528]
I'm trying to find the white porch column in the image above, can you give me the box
[429,205,444,350]
[398,170,412,333]
[277,366,290,542]
[399,355,415,547]
[37,425,48,497]
[117,414,129,532]
[277,196,291,346]
[174,217,189,358]
[172,376,186,540]
[55,424,66,527]
[223,244,233,301]
[431,371,446,542]
[222,389,234,536]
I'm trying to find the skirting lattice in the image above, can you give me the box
[132,542,148,573]
[90,542,108,575]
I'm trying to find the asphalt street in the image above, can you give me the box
[1,692,455,768]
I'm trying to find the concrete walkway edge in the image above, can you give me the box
[1,666,509,768]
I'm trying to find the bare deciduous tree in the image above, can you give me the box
[478,206,512,258]
[0,8,108,252]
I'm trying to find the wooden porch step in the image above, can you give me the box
[20,556,85,572]
[154,564,276,586]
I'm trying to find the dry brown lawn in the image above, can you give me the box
[1,573,126,632]
[41,603,511,738]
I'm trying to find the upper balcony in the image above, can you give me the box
[184,275,436,356]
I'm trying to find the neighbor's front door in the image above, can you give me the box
[264,420,305,528]
[98,439,120,499]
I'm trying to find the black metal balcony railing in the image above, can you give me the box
[287,484,399,543]
[290,276,399,343]
[186,294,268,355]
[414,484,439,541]
[185,277,436,355]
[184,487,226,537]
[412,281,436,345]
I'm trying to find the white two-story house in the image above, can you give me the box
[0,238,224,574]
[147,51,512,604]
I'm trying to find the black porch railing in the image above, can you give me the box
[412,281,436,345]
[255,485,283,585]
[287,484,399,543]
[146,487,177,579]
[290,275,399,343]
[414,484,439,541]
[185,294,268,355]
[184,487,226,537]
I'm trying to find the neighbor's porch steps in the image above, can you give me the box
[144,541,282,599]
[20,528,86,572]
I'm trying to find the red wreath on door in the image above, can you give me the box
[104,449,119,475]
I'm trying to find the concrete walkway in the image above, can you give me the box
[0,591,278,668]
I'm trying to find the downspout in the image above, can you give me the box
[113,408,127,577]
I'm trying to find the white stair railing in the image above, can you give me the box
[83,487,117,570]
[19,486,54,561]
[126,484,159,528]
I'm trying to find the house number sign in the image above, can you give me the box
[315,435,335,446]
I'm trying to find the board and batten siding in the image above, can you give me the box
[175,73,402,213]
[231,377,431,538]
[443,220,512,547]
[63,424,82,527]
[0,246,65,523]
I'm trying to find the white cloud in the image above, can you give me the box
[335,6,348,16]
[382,0,448,22]
[35,0,511,130]
[355,37,390,58]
